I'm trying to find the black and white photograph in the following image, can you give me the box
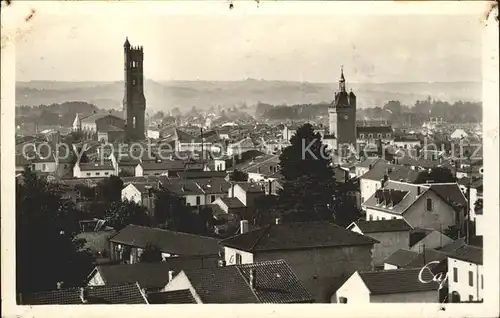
[1,1,499,317]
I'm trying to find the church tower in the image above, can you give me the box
[328,66,357,148]
[123,37,146,141]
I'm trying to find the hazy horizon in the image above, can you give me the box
[14,2,485,83]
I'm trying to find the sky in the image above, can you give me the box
[12,1,487,83]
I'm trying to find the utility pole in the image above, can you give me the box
[200,127,204,169]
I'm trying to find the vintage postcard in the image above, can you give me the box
[1,1,499,317]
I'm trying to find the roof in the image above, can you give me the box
[183,260,313,303]
[426,183,467,208]
[234,154,280,173]
[351,219,413,234]
[218,197,245,209]
[220,222,378,252]
[81,113,124,124]
[147,290,197,304]
[78,162,115,171]
[356,126,393,135]
[99,125,124,133]
[449,244,483,265]
[355,158,388,169]
[235,182,266,193]
[175,171,227,179]
[384,249,420,267]
[140,160,186,171]
[162,180,205,196]
[358,268,439,295]
[125,182,156,194]
[360,162,419,183]
[20,283,147,305]
[438,237,467,253]
[109,224,221,257]
[363,181,428,215]
[194,179,231,194]
[95,259,212,290]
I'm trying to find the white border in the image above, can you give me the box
[2,1,498,318]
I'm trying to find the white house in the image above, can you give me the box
[362,181,467,232]
[450,129,469,140]
[335,268,439,303]
[447,245,483,302]
[73,162,116,178]
[347,219,412,267]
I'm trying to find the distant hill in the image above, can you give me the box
[16,79,482,113]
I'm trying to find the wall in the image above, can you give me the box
[224,247,254,265]
[371,290,438,303]
[403,191,457,231]
[214,159,226,172]
[87,270,105,286]
[122,185,142,204]
[384,263,399,270]
[364,231,410,266]
[184,194,204,207]
[163,271,203,303]
[33,161,58,173]
[448,258,483,301]
[335,272,370,304]
[356,166,370,178]
[233,185,248,206]
[365,208,403,221]
[254,245,374,302]
[76,169,115,179]
[360,178,382,206]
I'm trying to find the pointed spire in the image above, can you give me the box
[339,65,346,92]
[124,37,131,48]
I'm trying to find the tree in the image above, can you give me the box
[229,169,248,182]
[104,200,150,231]
[96,176,124,203]
[16,167,94,293]
[154,190,190,231]
[139,243,163,263]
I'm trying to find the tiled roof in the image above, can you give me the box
[384,249,420,267]
[449,244,483,265]
[219,197,245,209]
[182,260,313,303]
[234,154,279,173]
[220,222,378,252]
[95,259,211,290]
[194,179,231,194]
[174,171,227,179]
[358,268,439,295]
[238,260,314,303]
[147,290,197,304]
[356,126,393,135]
[78,162,115,171]
[355,158,388,169]
[20,283,147,305]
[140,160,186,171]
[109,224,221,257]
[405,249,450,268]
[235,182,266,193]
[438,237,467,253]
[162,180,205,196]
[352,219,413,234]
[81,113,124,124]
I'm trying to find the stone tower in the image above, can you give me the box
[123,37,146,141]
[328,66,356,148]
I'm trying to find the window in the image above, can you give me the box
[339,297,348,304]
[235,253,242,265]
[359,134,365,139]
[369,214,373,221]
[468,271,473,286]
[133,117,136,129]
[392,217,396,220]
[196,196,201,206]
[96,172,100,176]
[105,172,109,175]
[453,268,458,282]
[386,133,391,138]
[377,133,382,139]
[426,198,433,211]
[368,133,373,139]
[42,163,46,171]
[211,195,216,203]
[469,295,474,301]
[86,173,91,176]
[481,275,483,289]
[132,79,137,86]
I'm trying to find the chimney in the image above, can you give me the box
[368,164,373,170]
[249,269,256,289]
[275,217,281,225]
[168,270,174,282]
[79,287,88,304]
[417,186,421,196]
[240,220,249,234]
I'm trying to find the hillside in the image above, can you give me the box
[16,79,482,113]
